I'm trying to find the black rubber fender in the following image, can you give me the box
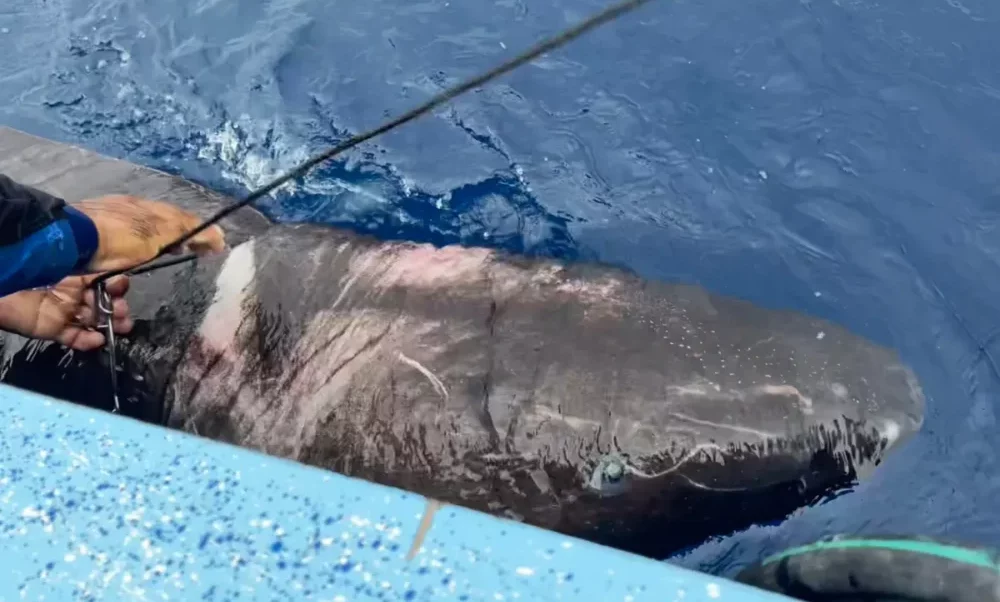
[734,535,1000,602]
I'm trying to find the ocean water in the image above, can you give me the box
[2,0,999,578]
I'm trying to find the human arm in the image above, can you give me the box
[0,173,225,347]
[0,173,100,297]
[0,174,226,298]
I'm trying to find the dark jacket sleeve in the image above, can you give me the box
[0,174,99,297]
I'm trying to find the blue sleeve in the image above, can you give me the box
[0,174,100,297]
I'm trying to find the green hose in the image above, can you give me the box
[735,535,1000,602]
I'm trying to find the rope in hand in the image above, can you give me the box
[89,0,657,288]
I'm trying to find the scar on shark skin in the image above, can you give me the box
[406,499,446,561]
[397,352,449,401]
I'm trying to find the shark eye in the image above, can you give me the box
[603,458,625,483]
[586,453,632,497]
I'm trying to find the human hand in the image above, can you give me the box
[73,194,226,272]
[0,274,132,351]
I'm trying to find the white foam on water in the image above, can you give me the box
[195,117,392,215]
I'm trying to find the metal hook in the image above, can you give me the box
[90,253,198,416]
[95,281,120,414]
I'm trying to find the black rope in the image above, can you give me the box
[91,0,657,286]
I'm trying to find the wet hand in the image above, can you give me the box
[73,194,227,272]
[0,274,132,352]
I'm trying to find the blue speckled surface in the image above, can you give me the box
[0,383,791,602]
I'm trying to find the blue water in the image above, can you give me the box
[3,0,999,578]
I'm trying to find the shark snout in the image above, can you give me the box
[817,363,926,480]
[876,384,925,452]
[875,364,926,451]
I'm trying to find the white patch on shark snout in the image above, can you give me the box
[879,418,901,447]
[198,240,257,355]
